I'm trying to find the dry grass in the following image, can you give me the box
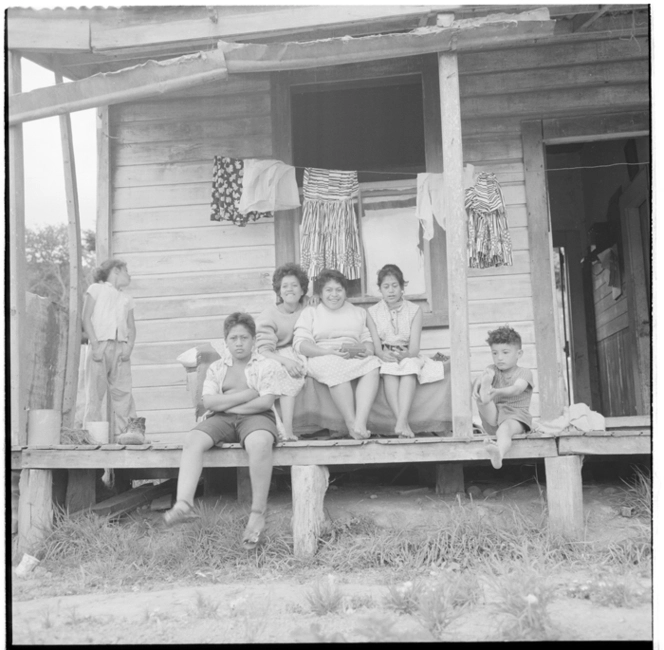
[304,575,344,615]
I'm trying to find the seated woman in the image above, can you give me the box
[367,264,445,438]
[293,269,381,440]
[163,312,281,550]
[255,263,310,441]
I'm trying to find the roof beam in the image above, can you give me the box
[573,5,612,32]
[8,15,90,51]
[9,48,228,125]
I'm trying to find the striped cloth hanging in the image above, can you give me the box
[300,168,362,281]
[464,172,513,268]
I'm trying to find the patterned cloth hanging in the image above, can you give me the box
[210,156,271,226]
[300,168,362,281]
[465,172,513,268]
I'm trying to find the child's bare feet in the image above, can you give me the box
[395,422,414,438]
[479,369,495,404]
[350,427,371,440]
[484,439,503,469]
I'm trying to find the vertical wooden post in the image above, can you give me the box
[236,467,252,506]
[544,455,584,539]
[9,51,28,446]
[65,469,97,514]
[18,470,53,555]
[56,73,83,430]
[522,120,566,420]
[435,463,465,496]
[291,465,329,557]
[271,73,300,266]
[96,106,112,263]
[438,51,471,437]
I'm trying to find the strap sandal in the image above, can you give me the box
[162,501,199,527]
[242,509,266,550]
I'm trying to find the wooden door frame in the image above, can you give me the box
[619,167,651,415]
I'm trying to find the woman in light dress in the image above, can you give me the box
[367,264,445,438]
[293,269,381,440]
[255,263,310,441]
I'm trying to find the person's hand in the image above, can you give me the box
[394,349,409,362]
[120,342,132,362]
[329,348,350,359]
[91,342,104,362]
[472,380,481,401]
[281,357,305,378]
[355,347,370,358]
[379,349,398,363]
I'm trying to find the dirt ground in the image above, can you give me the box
[10,470,653,644]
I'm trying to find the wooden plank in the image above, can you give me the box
[91,6,451,50]
[9,49,229,125]
[458,36,649,75]
[96,106,112,262]
[439,51,472,437]
[20,437,559,469]
[114,181,226,211]
[462,84,649,120]
[596,312,629,342]
[468,297,534,324]
[423,320,536,349]
[135,315,237,343]
[522,120,565,420]
[9,52,28,446]
[132,292,272,324]
[113,92,271,126]
[115,246,276,275]
[463,134,523,163]
[57,72,83,430]
[8,15,90,51]
[133,364,187,389]
[158,75,271,100]
[113,222,274,254]
[467,249,531,277]
[467,274,532,301]
[91,478,177,517]
[595,298,628,329]
[129,268,273,300]
[291,465,329,557]
[596,330,636,417]
[114,161,214,190]
[134,386,191,411]
[605,415,651,429]
[558,436,651,456]
[18,469,53,555]
[544,456,583,539]
[543,111,650,144]
[65,469,97,514]
[461,61,648,99]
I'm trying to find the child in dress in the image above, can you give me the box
[81,258,140,443]
[367,264,444,438]
[472,325,534,469]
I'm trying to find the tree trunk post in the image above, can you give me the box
[291,465,329,558]
[18,469,54,556]
[545,455,584,539]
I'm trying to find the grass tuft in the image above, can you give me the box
[305,575,344,615]
[621,466,652,518]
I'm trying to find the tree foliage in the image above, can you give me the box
[25,224,97,308]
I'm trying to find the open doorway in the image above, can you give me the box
[546,137,650,417]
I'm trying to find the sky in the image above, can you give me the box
[21,59,98,233]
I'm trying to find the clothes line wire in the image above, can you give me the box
[546,161,650,172]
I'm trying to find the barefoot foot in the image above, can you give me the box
[350,427,371,440]
[395,422,414,438]
[484,439,503,469]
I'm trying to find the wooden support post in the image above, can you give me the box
[65,469,97,514]
[9,52,28,446]
[291,465,329,558]
[57,73,83,430]
[438,51,472,437]
[96,106,112,263]
[236,467,252,506]
[18,470,54,555]
[522,120,566,420]
[435,463,465,496]
[544,455,584,539]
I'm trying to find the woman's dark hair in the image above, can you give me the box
[377,264,406,289]
[486,325,522,349]
[224,312,256,338]
[272,263,309,304]
[314,269,349,295]
[93,259,127,283]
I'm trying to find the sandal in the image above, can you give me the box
[242,509,266,550]
[162,501,199,527]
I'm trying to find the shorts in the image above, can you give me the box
[480,404,531,437]
[193,410,278,448]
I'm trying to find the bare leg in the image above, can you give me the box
[175,429,215,505]
[395,374,417,438]
[353,368,380,439]
[383,375,400,420]
[479,367,496,405]
[278,396,298,441]
[329,381,357,437]
[242,430,274,542]
[485,419,525,469]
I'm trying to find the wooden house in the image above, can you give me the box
[8,5,651,556]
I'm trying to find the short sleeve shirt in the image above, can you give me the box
[202,348,281,400]
[86,282,135,342]
[491,365,534,411]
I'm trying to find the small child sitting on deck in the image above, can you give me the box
[472,325,534,469]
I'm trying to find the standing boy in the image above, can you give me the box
[163,312,281,550]
[472,325,534,469]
